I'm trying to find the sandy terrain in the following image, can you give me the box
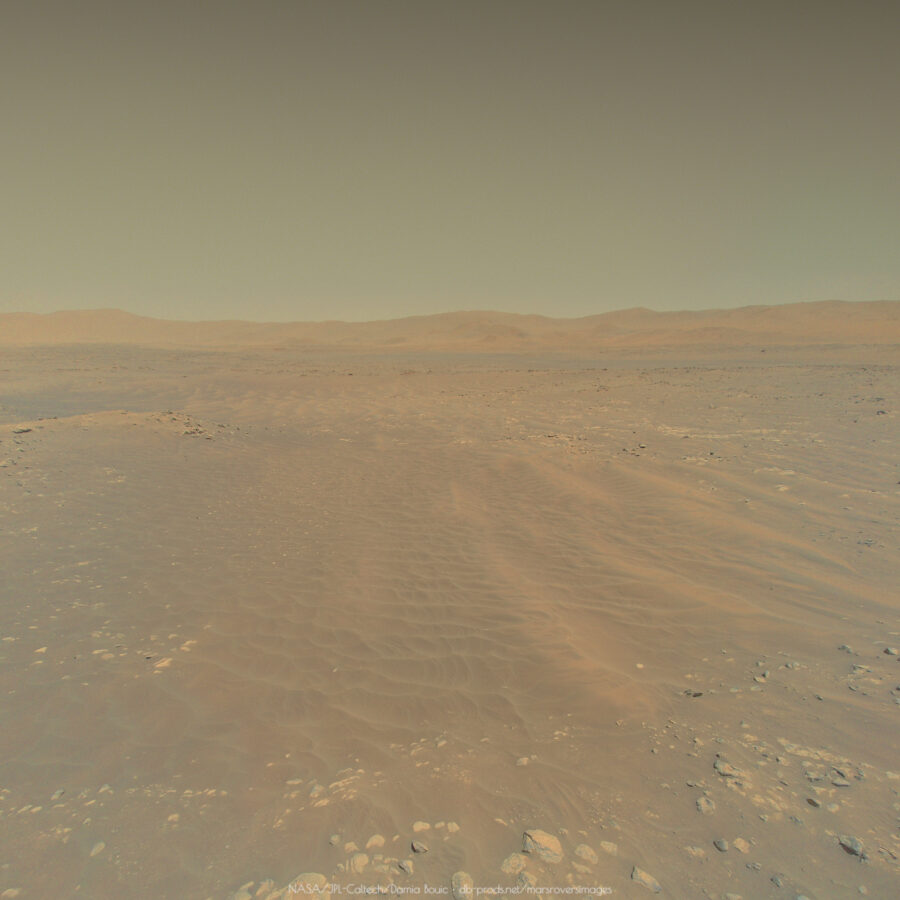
[0,303,898,899]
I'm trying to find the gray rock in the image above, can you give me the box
[713,758,742,778]
[839,835,866,858]
[398,860,414,875]
[522,829,563,864]
[696,795,716,815]
[713,839,729,852]
[411,841,428,854]
[630,866,662,893]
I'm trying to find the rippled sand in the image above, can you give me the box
[1,309,898,898]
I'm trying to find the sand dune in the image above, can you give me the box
[2,299,899,351]
[0,306,898,898]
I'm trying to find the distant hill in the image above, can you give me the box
[1,301,898,350]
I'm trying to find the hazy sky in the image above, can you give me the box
[2,1,898,322]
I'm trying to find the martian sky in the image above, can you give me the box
[2,0,898,322]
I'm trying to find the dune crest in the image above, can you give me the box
[1,300,898,350]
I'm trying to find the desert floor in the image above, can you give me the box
[1,337,898,898]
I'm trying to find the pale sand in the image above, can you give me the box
[0,303,898,898]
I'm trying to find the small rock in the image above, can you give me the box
[733,837,750,854]
[522,829,563,863]
[832,778,851,787]
[771,875,784,887]
[631,866,662,893]
[807,797,821,807]
[697,795,716,815]
[839,835,865,858]
[289,874,329,899]
[517,872,537,890]
[885,647,899,656]
[516,757,530,766]
[89,841,105,857]
[349,853,369,874]
[685,846,706,858]
[714,758,742,778]
[500,853,527,875]
[713,839,729,852]
[412,821,431,832]
[328,834,341,846]
[12,427,31,434]
[398,860,414,875]
[411,841,428,854]
[599,840,618,856]
[450,871,474,900]
[574,844,598,864]
[446,822,460,833]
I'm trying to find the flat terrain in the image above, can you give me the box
[1,305,898,898]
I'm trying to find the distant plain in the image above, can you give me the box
[1,302,898,898]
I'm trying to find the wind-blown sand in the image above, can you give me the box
[0,303,898,898]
